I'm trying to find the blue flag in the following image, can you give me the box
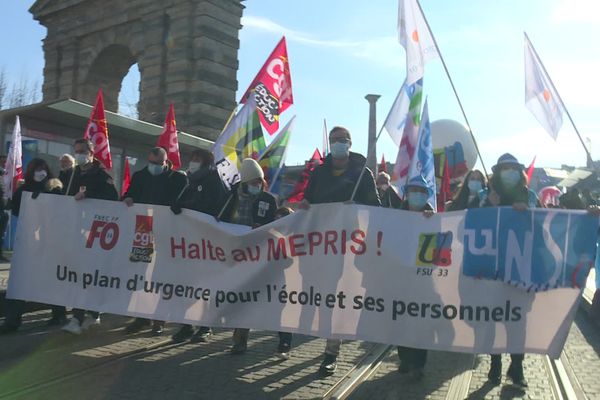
[407,98,437,210]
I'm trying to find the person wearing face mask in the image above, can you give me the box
[483,153,539,388]
[1,158,66,334]
[299,126,380,376]
[218,158,277,354]
[446,169,488,211]
[395,175,435,381]
[377,171,402,209]
[170,148,228,343]
[58,153,75,194]
[62,139,119,335]
[121,147,188,336]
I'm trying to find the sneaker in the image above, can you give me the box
[276,342,291,360]
[172,325,194,343]
[229,344,247,355]
[46,315,68,326]
[81,316,101,330]
[62,318,82,335]
[125,318,150,334]
[319,354,337,376]
[190,327,212,343]
[507,364,528,388]
[151,323,164,336]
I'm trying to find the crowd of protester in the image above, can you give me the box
[0,126,599,390]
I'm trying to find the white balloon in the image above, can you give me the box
[430,119,478,177]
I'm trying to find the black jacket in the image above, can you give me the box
[67,161,118,201]
[305,152,380,206]
[58,168,74,194]
[177,166,228,216]
[12,178,63,217]
[220,183,277,227]
[379,186,403,209]
[124,166,188,206]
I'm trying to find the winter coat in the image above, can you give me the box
[304,152,381,206]
[124,166,188,206]
[67,161,118,201]
[220,183,277,228]
[12,178,63,217]
[176,166,228,216]
[379,186,403,209]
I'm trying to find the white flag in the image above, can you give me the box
[3,116,23,200]
[524,34,564,140]
[398,0,439,84]
[322,118,330,157]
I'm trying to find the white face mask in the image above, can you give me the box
[74,153,91,166]
[33,170,48,182]
[188,161,202,174]
[247,184,262,196]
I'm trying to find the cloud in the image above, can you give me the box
[241,15,403,68]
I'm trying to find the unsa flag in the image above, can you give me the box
[398,0,439,84]
[157,103,181,170]
[84,90,112,169]
[241,36,293,135]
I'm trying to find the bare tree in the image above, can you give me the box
[0,68,7,110]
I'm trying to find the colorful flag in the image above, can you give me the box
[287,148,323,203]
[3,116,22,199]
[526,155,536,184]
[379,154,387,173]
[524,34,564,140]
[322,118,330,157]
[156,103,181,170]
[406,99,436,210]
[259,116,295,191]
[398,0,439,84]
[84,89,112,169]
[121,158,131,197]
[212,96,266,188]
[437,157,451,211]
[389,79,424,193]
[241,36,293,135]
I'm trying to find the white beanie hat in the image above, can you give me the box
[240,158,264,183]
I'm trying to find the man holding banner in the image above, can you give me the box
[300,126,380,376]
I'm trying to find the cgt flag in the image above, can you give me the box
[121,158,132,197]
[398,0,439,85]
[3,116,23,199]
[212,96,266,189]
[241,36,293,136]
[84,90,112,170]
[407,98,437,210]
[259,116,295,191]
[157,104,181,170]
[524,33,564,140]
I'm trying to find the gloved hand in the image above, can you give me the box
[170,205,182,215]
[32,191,41,199]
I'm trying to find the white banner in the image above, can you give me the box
[9,194,596,358]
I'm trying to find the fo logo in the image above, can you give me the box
[416,231,453,267]
[86,217,120,250]
[130,215,154,263]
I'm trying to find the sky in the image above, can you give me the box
[1,0,599,170]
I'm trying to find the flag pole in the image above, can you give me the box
[524,32,593,166]
[349,123,387,202]
[415,0,489,177]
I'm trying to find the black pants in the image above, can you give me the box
[398,346,427,370]
[0,211,8,253]
[3,299,67,327]
[491,353,524,373]
[73,308,99,324]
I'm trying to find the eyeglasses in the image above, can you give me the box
[330,137,350,144]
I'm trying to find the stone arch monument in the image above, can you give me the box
[30,0,243,140]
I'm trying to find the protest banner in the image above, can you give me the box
[8,194,597,357]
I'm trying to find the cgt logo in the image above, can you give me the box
[86,217,120,250]
[416,231,453,267]
[130,215,154,263]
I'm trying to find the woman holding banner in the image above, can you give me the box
[446,169,488,211]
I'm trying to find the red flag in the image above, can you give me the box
[437,158,451,212]
[379,154,387,173]
[121,158,131,197]
[241,37,293,135]
[526,156,536,184]
[157,103,181,170]
[84,89,112,169]
[287,148,322,203]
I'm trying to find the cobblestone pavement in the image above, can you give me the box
[0,311,376,399]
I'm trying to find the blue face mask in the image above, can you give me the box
[148,164,165,176]
[407,192,428,210]
[330,142,350,159]
[467,180,482,193]
[500,169,521,188]
[247,184,262,196]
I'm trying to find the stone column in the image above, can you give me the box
[365,94,381,174]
